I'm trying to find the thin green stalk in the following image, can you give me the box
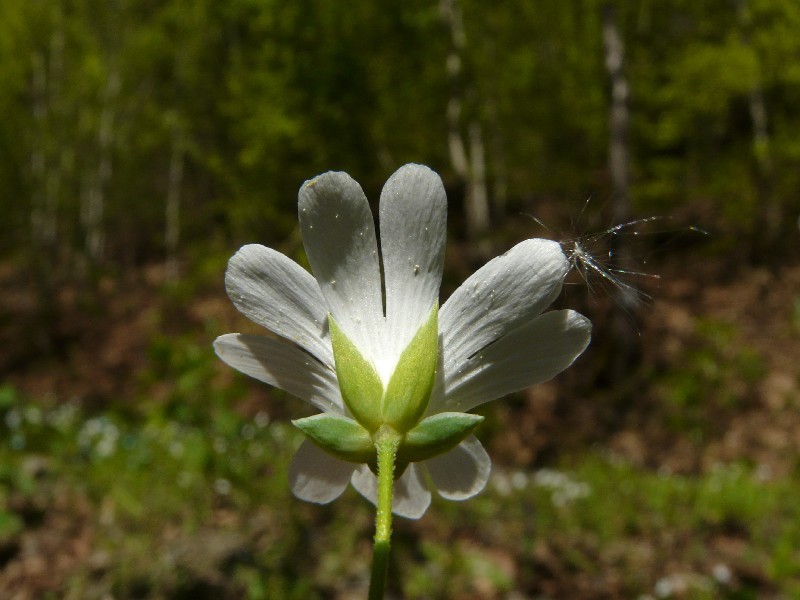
[368,426,401,600]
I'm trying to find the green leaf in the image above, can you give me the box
[292,413,375,463]
[329,315,384,432]
[382,303,439,433]
[398,412,484,462]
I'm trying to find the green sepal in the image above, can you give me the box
[382,303,439,433]
[397,412,484,462]
[329,315,384,433]
[292,413,375,463]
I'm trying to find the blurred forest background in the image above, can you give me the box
[1,0,800,598]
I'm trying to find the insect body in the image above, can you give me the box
[525,212,671,306]
[561,216,665,304]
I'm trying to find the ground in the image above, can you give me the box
[0,242,799,599]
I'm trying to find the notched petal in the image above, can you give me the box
[289,440,355,504]
[380,164,447,358]
[441,309,591,413]
[426,436,491,501]
[298,171,385,364]
[224,244,331,365]
[213,333,343,414]
[351,464,432,519]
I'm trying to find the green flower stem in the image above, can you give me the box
[368,426,402,600]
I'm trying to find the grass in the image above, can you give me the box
[1,306,798,598]
[2,371,799,599]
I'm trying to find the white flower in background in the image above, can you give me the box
[214,164,590,519]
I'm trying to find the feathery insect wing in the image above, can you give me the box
[524,208,706,307]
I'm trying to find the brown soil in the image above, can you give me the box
[1,250,799,598]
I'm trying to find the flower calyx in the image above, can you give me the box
[293,411,484,470]
[292,302,483,466]
[329,303,439,435]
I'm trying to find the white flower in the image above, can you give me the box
[214,164,590,519]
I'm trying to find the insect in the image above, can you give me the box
[524,202,707,307]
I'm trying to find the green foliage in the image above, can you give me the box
[2,1,799,268]
[2,314,800,597]
[655,317,765,435]
[402,539,514,599]
[2,2,800,597]
[0,378,311,597]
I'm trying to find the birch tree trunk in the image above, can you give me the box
[735,0,779,253]
[602,4,637,381]
[440,0,490,242]
[468,120,489,236]
[82,68,120,265]
[602,4,630,224]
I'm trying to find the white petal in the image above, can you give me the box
[298,172,386,375]
[439,239,568,373]
[225,244,332,366]
[432,239,569,411]
[289,440,355,504]
[425,435,491,500]
[213,333,343,414]
[380,165,447,363]
[440,309,591,413]
[351,464,432,519]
